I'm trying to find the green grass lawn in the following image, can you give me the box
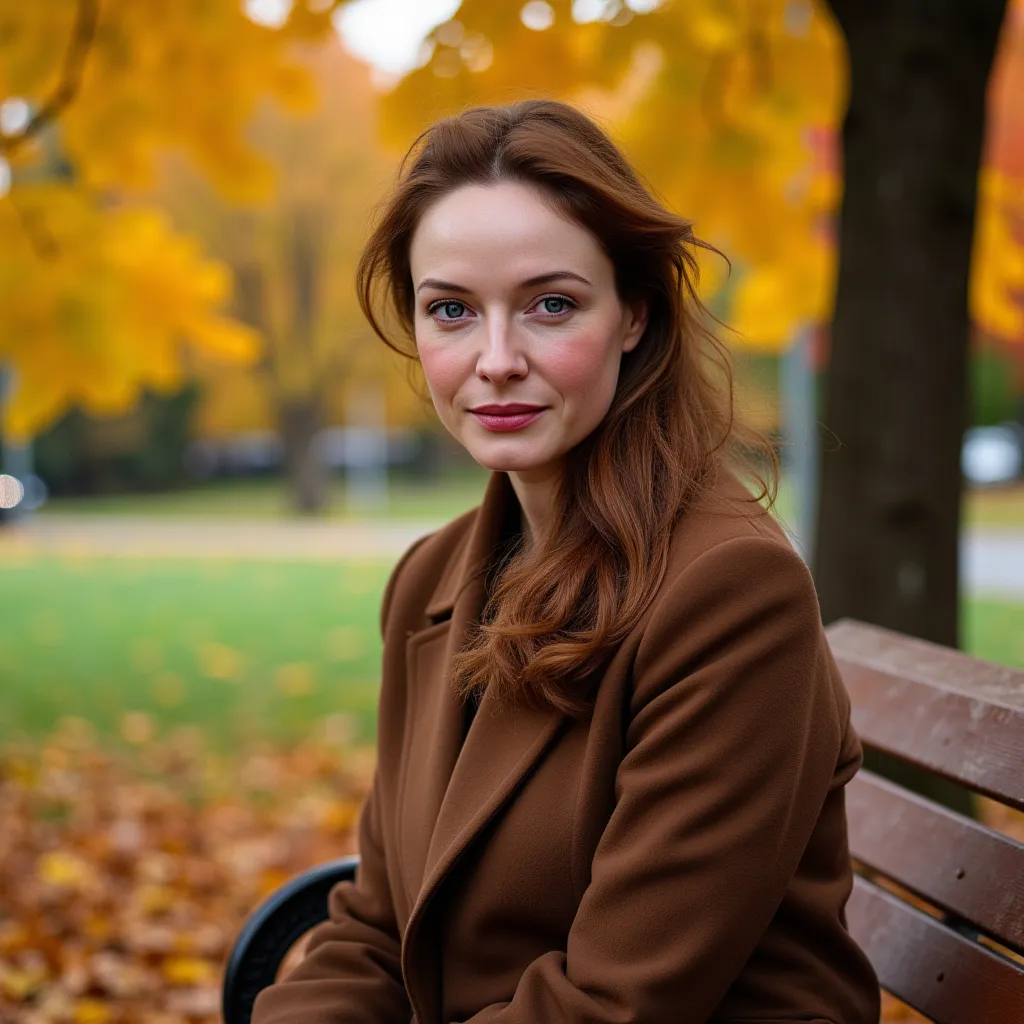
[37,469,492,521]
[0,553,394,752]
[2,551,1021,755]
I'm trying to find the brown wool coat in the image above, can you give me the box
[252,467,881,1024]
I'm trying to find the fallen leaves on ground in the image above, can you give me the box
[0,715,372,1024]
[2,716,1021,1023]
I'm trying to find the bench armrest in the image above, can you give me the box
[222,855,361,1024]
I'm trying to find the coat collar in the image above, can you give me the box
[399,469,570,1023]
[423,468,520,621]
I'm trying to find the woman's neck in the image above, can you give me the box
[506,464,561,555]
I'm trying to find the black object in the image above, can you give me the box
[222,855,360,1024]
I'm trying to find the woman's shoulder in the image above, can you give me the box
[668,462,799,566]
[639,464,823,658]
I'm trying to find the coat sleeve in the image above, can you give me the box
[454,533,846,1024]
[252,535,433,1024]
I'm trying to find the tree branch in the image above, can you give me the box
[0,0,101,155]
[9,195,60,260]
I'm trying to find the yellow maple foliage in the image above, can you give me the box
[380,0,846,353]
[382,0,1024,353]
[972,169,1024,341]
[157,34,431,439]
[2,0,1021,447]
[0,186,261,439]
[0,0,343,441]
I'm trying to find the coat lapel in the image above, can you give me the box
[399,470,569,1022]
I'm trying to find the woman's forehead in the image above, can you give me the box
[409,181,610,288]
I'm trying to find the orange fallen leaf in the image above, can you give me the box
[160,956,218,986]
[73,998,114,1024]
[37,851,96,891]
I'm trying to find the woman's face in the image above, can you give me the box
[408,181,647,483]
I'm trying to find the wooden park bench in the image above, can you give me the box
[221,618,1024,1024]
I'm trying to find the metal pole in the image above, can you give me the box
[0,364,44,521]
[780,325,819,567]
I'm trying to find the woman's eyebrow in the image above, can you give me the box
[416,270,592,294]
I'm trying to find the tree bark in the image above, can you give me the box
[816,0,1007,647]
[278,206,330,516]
[279,395,328,515]
[818,0,1008,814]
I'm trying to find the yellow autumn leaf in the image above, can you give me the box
[73,998,113,1024]
[0,962,48,1001]
[690,9,742,54]
[161,955,218,986]
[729,265,803,352]
[275,662,315,696]
[134,883,177,916]
[37,850,97,890]
[198,642,244,681]
[971,169,1024,341]
[320,797,361,833]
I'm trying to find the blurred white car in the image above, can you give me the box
[962,424,1024,486]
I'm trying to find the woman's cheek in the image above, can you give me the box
[540,328,617,397]
[417,340,464,405]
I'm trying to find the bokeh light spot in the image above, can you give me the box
[275,662,315,696]
[197,642,243,682]
[0,473,25,509]
[521,1,555,31]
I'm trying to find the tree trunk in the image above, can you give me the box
[279,396,328,515]
[278,206,329,516]
[816,0,1007,644]
[232,215,331,517]
[818,0,1007,814]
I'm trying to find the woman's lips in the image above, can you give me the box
[470,409,545,432]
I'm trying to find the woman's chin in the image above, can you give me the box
[466,445,557,476]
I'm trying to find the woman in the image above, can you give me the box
[252,100,881,1024]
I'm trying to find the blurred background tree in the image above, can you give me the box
[815,0,1008,650]
[0,0,344,442]
[154,35,427,512]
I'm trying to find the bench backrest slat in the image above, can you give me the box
[829,619,1024,811]
[847,875,1024,1024]
[846,770,1024,954]
[827,618,1024,1023]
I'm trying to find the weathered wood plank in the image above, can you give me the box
[847,875,1024,1024]
[827,619,1024,809]
[847,771,1024,954]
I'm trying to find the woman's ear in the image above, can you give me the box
[621,298,649,354]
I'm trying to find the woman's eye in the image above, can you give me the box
[535,296,575,316]
[430,300,468,321]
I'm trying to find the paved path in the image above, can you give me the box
[3,515,1023,598]
[961,530,1024,598]
[0,516,442,561]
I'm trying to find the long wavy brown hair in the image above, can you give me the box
[357,99,778,719]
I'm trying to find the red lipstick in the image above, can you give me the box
[469,403,546,432]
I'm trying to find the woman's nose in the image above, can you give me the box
[476,317,528,383]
